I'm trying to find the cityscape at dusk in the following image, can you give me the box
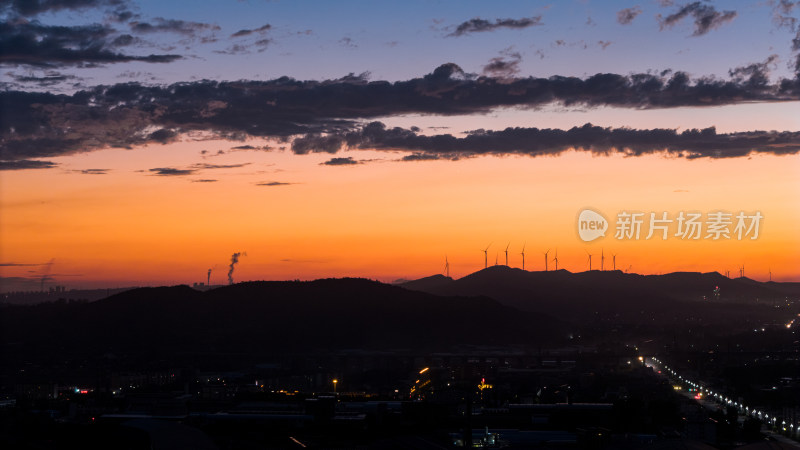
[2,1,800,449]
[1,0,799,290]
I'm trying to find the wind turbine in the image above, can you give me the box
[612,254,616,271]
[482,243,491,269]
[504,242,510,266]
[495,252,498,266]
[552,249,559,271]
[769,267,772,282]
[520,243,527,270]
[543,248,550,272]
[444,256,450,278]
[600,249,605,271]
[586,250,592,271]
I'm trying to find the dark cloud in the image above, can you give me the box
[189,162,251,169]
[230,144,272,152]
[192,179,217,183]
[766,0,800,77]
[0,262,42,266]
[149,167,195,176]
[305,121,800,160]
[794,31,800,76]
[0,21,181,67]
[772,0,799,30]
[231,23,271,38]
[2,63,799,161]
[482,50,522,78]
[77,168,108,174]
[0,159,58,170]
[0,0,125,16]
[659,2,737,36]
[321,157,359,166]
[6,70,79,86]
[448,16,543,37]
[292,134,346,154]
[401,152,442,161]
[110,34,142,47]
[200,149,226,158]
[109,9,137,23]
[617,6,643,25]
[215,38,271,55]
[256,181,293,186]
[728,55,778,88]
[147,163,248,177]
[147,128,178,143]
[129,18,220,36]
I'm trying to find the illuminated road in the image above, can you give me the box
[646,357,800,448]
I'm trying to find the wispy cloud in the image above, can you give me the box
[130,18,220,36]
[230,23,271,38]
[190,163,251,169]
[658,2,737,36]
[0,159,58,170]
[256,181,294,186]
[617,6,643,25]
[149,167,195,176]
[321,157,360,166]
[447,16,543,37]
[5,70,81,87]
[482,49,522,78]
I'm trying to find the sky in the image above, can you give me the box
[1,0,800,291]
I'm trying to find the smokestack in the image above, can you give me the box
[207,268,212,286]
[228,252,246,285]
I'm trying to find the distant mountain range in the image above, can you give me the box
[1,278,566,364]
[3,270,799,365]
[398,266,800,323]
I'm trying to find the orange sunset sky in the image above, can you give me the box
[2,1,800,290]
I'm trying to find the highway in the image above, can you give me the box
[647,357,800,448]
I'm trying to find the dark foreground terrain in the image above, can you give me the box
[2,270,800,449]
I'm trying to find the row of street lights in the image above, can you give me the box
[649,357,799,436]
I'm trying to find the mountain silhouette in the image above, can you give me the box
[398,266,799,323]
[1,278,566,365]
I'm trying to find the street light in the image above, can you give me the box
[333,379,338,394]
